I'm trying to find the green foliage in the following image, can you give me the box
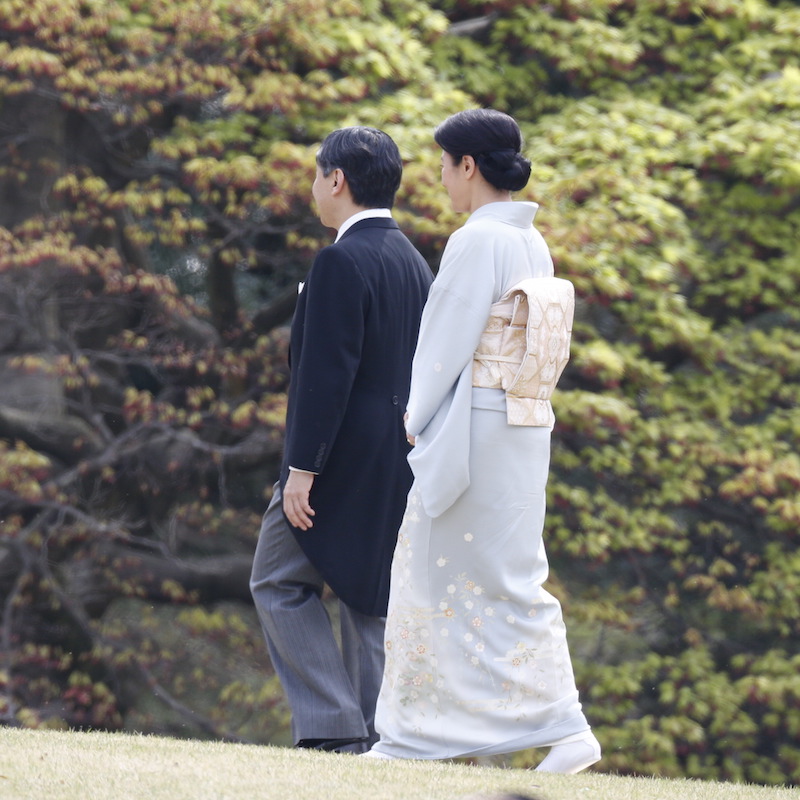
[419,1,800,786]
[1,0,799,787]
[98,600,290,742]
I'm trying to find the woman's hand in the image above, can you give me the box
[404,412,415,447]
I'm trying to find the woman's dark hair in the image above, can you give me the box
[316,126,403,208]
[434,108,531,192]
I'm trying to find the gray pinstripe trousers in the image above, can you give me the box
[249,484,385,751]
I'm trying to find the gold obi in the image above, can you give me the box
[472,277,575,426]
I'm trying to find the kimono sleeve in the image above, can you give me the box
[405,225,496,437]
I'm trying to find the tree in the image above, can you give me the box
[424,0,800,783]
[1,0,799,784]
[0,0,461,742]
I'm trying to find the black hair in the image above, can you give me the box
[316,126,403,208]
[434,108,531,192]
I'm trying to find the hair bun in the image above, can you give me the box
[433,109,531,192]
[475,150,531,192]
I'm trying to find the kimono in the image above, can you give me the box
[371,202,593,759]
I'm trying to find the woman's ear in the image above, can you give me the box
[462,155,477,178]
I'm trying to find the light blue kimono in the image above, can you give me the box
[406,201,554,518]
[372,201,593,760]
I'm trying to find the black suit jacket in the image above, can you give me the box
[280,217,433,616]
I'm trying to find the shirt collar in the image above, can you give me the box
[335,208,393,242]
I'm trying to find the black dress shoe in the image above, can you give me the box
[295,737,368,752]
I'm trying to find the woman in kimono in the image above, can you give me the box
[364,109,601,773]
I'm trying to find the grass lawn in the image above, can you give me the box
[0,727,795,800]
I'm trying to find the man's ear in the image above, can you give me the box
[331,168,346,195]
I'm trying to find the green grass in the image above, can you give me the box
[0,727,795,800]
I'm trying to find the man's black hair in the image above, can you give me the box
[317,126,403,209]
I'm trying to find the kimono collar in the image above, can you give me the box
[465,201,539,228]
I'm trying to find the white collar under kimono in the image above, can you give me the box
[469,200,539,227]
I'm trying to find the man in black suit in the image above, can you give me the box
[250,127,433,753]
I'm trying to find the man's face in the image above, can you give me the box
[311,164,337,228]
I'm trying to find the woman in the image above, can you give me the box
[364,109,600,773]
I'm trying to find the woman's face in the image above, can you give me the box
[440,150,470,213]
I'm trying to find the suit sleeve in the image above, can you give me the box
[285,246,367,474]
[405,226,496,437]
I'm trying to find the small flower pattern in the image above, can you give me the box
[380,486,579,724]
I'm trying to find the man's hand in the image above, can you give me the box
[283,470,316,530]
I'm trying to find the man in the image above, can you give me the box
[250,126,433,754]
